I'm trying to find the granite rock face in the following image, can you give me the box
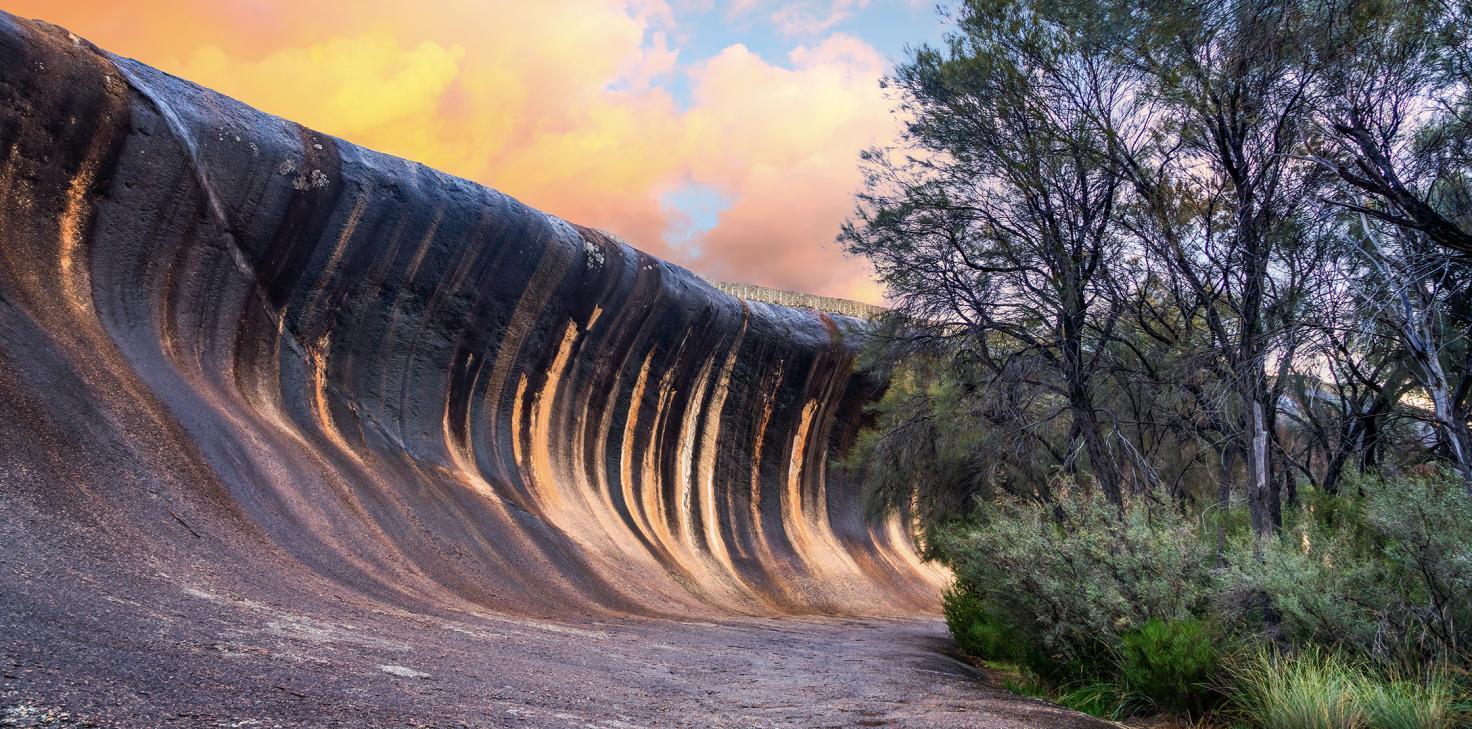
[0,12,942,624]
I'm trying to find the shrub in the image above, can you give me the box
[934,471,1472,723]
[1052,681,1132,721]
[942,581,1006,659]
[1118,617,1223,717]
[1221,470,1472,667]
[936,487,1215,682]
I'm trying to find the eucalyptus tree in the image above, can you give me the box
[841,0,1135,504]
[845,0,1472,531]
[1349,220,1472,489]
[1306,0,1472,256]
[1299,262,1413,494]
[1093,0,1328,536]
[1302,0,1472,490]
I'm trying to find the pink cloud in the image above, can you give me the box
[8,0,897,303]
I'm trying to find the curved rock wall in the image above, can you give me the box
[0,14,941,620]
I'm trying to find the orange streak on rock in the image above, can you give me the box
[57,132,108,314]
[620,350,657,545]
[697,319,746,577]
[525,320,579,514]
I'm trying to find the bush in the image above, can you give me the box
[1221,470,1472,667]
[1051,681,1132,721]
[937,487,1215,682]
[943,581,1013,661]
[1118,617,1223,717]
[935,471,1472,723]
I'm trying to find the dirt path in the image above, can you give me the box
[2,579,1105,728]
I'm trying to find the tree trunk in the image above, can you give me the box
[1215,446,1235,565]
[1071,391,1121,505]
[1405,301,1472,494]
[1425,365,1472,495]
[1060,294,1120,505]
[1360,414,1380,473]
[1358,215,1472,494]
[1246,394,1279,539]
[1323,416,1363,495]
[1325,390,1392,494]
[1279,441,1297,510]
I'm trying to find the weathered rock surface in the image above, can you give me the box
[0,13,1104,727]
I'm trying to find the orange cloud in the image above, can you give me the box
[5,1,895,304]
[682,35,894,298]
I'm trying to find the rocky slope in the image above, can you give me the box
[0,9,941,632]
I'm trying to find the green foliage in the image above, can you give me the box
[937,487,1215,682]
[941,582,1026,663]
[1230,650,1368,729]
[1221,470,1472,667]
[845,362,1009,531]
[849,0,1472,724]
[1051,681,1132,721]
[1230,649,1469,729]
[991,662,1134,721]
[938,471,1472,721]
[999,669,1050,700]
[1356,673,1469,729]
[1118,618,1223,717]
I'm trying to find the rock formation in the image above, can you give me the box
[0,10,942,633]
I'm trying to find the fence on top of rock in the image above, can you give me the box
[706,280,887,320]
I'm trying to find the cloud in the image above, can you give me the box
[178,36,466,139]
[8,0,896,303]
[728,0,871,37]
[769,0,870,37]
[680,34,893,299]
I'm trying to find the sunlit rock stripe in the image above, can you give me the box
[0,13,944,619]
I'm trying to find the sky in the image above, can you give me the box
[7,1,950,304]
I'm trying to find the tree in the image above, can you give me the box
[844,0,1472,530]
[1303,0,1472,492]
[1306,0,1472,256]
[842,0,1134,503]
[1103,0,1325,536]
[1354,217,1472,491]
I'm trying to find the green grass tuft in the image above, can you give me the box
[1231,650,1366,729]
[1231,649,1469,729]
[1356,672,1466,729]
[1052,681,1133,720]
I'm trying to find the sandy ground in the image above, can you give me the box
[1,579,1105,728]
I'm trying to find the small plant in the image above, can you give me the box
[1356,672,1467,729]
[1000,670,1051,701]
[1052,681,1132,721]
[1230,649,1366,729]
[1118,617,1223,717]
[943,581,1004,660]
[1230,649,1470,729]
